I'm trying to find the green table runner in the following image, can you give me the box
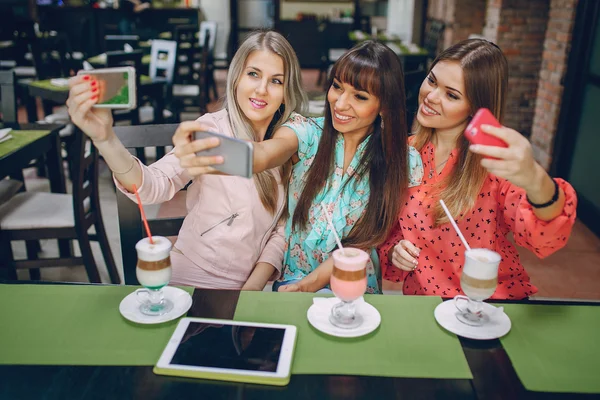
[0,284,193,366]
[499,304,600,393]
[28,80,69,92]
[233,292,472,379]
[0,130,51,159]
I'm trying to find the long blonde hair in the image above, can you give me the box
[412,39,508,225]
[224,31,307,214]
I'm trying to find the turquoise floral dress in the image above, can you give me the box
[278,115,424,294]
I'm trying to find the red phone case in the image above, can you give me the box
[464,108,507,148]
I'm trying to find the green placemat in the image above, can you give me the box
[500,304,600,393]
[0,130,51,159]
[28,79,69,92]
[0,284,193,366]
[233,292,472,379]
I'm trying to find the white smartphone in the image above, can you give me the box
[154,317,297,386]
[194,131,253,178]
[77,67,136,109]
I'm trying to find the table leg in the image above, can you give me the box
[46,130,71,258]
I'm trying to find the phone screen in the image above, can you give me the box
[92,71,131,105]
[169,322,286,372]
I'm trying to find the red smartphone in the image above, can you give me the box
[464,108,508,148]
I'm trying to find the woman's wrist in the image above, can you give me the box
[524,164,556,205]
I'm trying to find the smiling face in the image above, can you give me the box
[235,50,285,135]
[327,77,381,139]
[416,61,471,132]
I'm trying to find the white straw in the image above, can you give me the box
[321,203,345,254]
[439,199,472,252]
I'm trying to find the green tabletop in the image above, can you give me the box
[500,303,600,393]
[0,130,52,159]
[0,284,193,366]
[87,53,151,66]
[233,292,472,379]
[28,79,69,92]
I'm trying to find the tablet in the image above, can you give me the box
[154,317,297,386]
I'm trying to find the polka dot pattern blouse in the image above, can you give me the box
[377,141,577,300]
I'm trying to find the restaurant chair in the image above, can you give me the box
[0,127,121,284]
[104,35,140,53]
[139,39,177,125]
[172,25,210,120]
[199,21,218,101]
[113,124,186,285]
[404,68,427,129]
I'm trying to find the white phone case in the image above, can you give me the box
[77,67,137,109]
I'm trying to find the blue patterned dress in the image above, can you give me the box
[278,115,424,293]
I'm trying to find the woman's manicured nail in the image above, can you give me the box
[83,75,90,81]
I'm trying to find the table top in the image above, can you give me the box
[0,282,598,400]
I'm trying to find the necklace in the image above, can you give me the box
[427,148,449,179]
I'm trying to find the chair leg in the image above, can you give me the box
[0,238,17,281]
[94,219,121,284]
[25,240,41,281]
[156,146,166,160]
[77,232,102,283]
[135,148,147,165]
[210,70,218,100]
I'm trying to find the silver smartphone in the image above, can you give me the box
[77,67,136,109]
[194,131,253,178]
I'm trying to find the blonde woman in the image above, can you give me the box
[377,39,577,299]
[66,31,307,290]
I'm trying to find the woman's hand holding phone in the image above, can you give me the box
[67,75,114,143]
[468,123,544,193]
[173,121,224,177]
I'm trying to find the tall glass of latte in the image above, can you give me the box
[135,236,174,316]
[454,248,501,326]
[329,248,369,329]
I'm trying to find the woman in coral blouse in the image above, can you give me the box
[377,39,577,299]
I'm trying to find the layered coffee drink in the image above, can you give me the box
[136,236,172,290]
[330,248,369,302]
[460,248,501,301]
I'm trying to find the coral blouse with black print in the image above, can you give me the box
[377,141,578,300]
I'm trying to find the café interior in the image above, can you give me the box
[0,0,599,398]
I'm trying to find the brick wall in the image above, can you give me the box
[483,0,550,138]
[427,0,486,52]
[530,0,579,169]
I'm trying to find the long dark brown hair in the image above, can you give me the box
[292,41,409,249]
[412,39,508,225]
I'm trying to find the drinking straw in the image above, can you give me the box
[321,203,345,254]
[439,199,471,252]
[132,184,154,244]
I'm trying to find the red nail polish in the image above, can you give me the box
[92,87,98,93]
[83,76,90,81]
[91,80,97,86]
[92,95,98,100]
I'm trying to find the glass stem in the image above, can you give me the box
[469,298,483,317]
[149,288,164,308]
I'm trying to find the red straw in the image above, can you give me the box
[132,184,154,244]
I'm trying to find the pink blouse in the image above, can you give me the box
[377,141,578,299]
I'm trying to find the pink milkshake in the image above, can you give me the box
[330,248,369,301]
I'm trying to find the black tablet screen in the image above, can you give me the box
[169,322,286,372]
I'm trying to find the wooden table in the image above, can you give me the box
[0,283,596,400]
[0,123,65,193]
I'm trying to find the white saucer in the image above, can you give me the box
[119,286,193,324]
[434,300,511,340]
[307,297,381,338]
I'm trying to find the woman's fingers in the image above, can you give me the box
[401,240,420,258]
[480,124,520,146]
[178,151,223,169]
[391,250,417,272]
[469,143,512,160]
[279,284,300,292]
[172,121,217,147]
[174,137,221,159]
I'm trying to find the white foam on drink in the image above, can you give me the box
[136,236,171,261]
[333,248,369,271]
[463,248,501,280]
